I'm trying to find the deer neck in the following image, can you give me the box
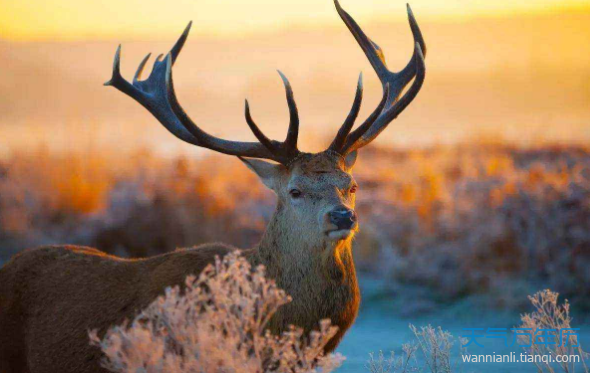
[253,203,357,289]
[250,202,360,340]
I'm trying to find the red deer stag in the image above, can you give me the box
[0,1,425,372]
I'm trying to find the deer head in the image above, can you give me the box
[105,0,426,252]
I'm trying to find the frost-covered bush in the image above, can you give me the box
[89,252,343,373]
[517,289,589,373]
[0,152,272,260]
[354,145,590,306]
[365,325,466,373]
[409,325,467,373]
[365,347,418,373]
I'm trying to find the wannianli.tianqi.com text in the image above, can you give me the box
[462,352,582,364]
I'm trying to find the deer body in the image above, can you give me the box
[0,153,360,372]
[0,1,426,371]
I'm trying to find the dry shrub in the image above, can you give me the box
[517,289,589,373]
[90,252,344,373]
[365,324,466,373]
[408,325,463,373]
[354,145,590,306]
[365,347,418,373]
[0,151,270,258]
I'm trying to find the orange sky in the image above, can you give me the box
[1,0,589,41]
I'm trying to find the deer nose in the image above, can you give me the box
[329,207,357,230]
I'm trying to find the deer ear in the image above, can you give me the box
[344,150,358,170]
[239,157,285,191]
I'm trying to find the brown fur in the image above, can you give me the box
[0,151,360,373]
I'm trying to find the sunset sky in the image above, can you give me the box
[1,0,589,41]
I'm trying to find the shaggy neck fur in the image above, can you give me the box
[251,200,360,351]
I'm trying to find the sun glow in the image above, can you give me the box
[1,0,588,41]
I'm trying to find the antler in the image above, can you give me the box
[245,71,301,163]
[106,2,425,164]
[329,0,426,155]
[105,22,300,165]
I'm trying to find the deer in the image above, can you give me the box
[0,1,426,372]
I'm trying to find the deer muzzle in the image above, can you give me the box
[328,207,357,231]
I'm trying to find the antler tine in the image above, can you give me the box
[244,100,278,153]
[396,5,427,85]
[329,73,363,152]
[334,0,388,81]
[334,0,426,103]
[334,0,427,154]
[170,21,192,64]
[343,83,390,150]
[243,71,302,163]
[133,53,152,84]
[346,43,425,152]
[104,45,200,145]
[104,45,122,87]
[277,71,299,153]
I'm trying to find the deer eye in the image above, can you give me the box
[350,185,358,194]
[289,189,302,199]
